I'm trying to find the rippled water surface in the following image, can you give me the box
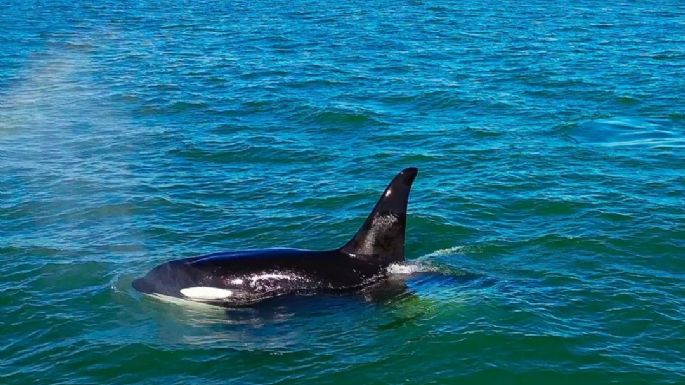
[2,1,685,384]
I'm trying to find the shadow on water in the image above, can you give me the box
[112,251,497,350]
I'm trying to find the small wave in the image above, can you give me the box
[420,246,466,258]
[292,106,384,127]
[570,117,683,148]
[136,101,209,115]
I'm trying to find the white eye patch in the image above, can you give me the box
[180,287,233,300]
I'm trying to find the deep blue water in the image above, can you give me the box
[1,1,684,384]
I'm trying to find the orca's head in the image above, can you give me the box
[132,260,196,297]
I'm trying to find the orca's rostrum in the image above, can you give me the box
[133,167,418,306]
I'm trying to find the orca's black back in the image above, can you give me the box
[183,248,382,290]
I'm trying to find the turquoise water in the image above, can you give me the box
[2,0,685,383]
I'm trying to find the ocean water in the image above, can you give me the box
[1,0,684,384]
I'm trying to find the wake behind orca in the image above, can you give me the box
[133,167,418,307]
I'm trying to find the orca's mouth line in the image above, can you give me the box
[144,292,227,309]
[131,278,153,294]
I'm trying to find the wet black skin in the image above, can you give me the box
[132,248,385,306]
[133,167,418,306]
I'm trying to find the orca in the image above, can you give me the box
[132,167,418,307]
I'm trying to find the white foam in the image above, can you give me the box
[180,287,233,300]
[387,262,433,275]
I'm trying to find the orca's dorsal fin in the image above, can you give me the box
[340,167,418,266]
